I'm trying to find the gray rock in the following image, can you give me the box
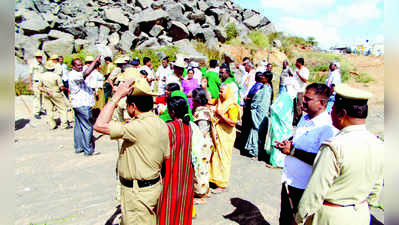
[32,0,58,13]
[208,8,226,24]
[108,32,120,46]
[119,31,136,52]
[18,9,49,34]
[205,15,215,26]
[93,43,113,57]
[149,25,164,37]
[134,6,142,14]
[135,8,168,24]
[207,0,224,8]
[41,13,59,28]
[187,10,206,23]
[243,9,256,20]
[48,30,74,40]
[187,23,202,36]
[86,25,99,42]
[136,38,160,50]
[201,27,214,41]
[158,35,173,46]
[128,21,141,36]
[164,2,190,26]
[181,0,197,11]
[173,39,207,64]
[16,0,35,10]
[206,37,219,49]
[214,27,227,43]
[225,1,233,9]
[104,8,129,26]
[15,33,41,60]
[42,38,74,56]
[136,0,152,9]
[98,25,110,43]
[197,1,209,11]
[167,21,189,41]
[258,23,276,35]
[244,14,269,29]
[31,34,49,42]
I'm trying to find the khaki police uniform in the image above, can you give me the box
[29,56,45,115]
[108,80,167,225]
[39,63,71,129]
[295,85,384,225]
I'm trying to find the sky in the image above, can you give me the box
[233,0,384,49]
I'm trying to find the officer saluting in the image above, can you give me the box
[295,84,383,225]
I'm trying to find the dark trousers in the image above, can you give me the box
[293,92,304,126]
[62,80,69,99]
[73,106,94,155]
[104,82,113,104]
[279,183,305,225]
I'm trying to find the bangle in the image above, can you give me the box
[290,146,295,156]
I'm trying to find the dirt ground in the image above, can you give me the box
[14,53,384,225]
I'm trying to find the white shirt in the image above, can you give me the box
[192,68,202,85]
[60,63,69,81]
[140,65,154,79]
[165,73,182,89]
[68,70,95,108]
[282,110,338,189]
[85,69,104,89]
[293,66,310,93]
[156,65,173,94]
[325,70,341,88]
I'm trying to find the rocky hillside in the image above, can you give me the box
[15,0,275,62]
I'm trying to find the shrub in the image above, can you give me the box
[15,78,33,96]
[248,31,269,49]
[225,23,238,41]
[354,72,374,83]
[194,41,223,62]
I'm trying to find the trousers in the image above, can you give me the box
[32,81,44,115]
[43,93,70,129]
[279,183,304,225]
[73,106,94,155]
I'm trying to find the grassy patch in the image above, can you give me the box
[225,23,238,41]
[194,41,223,62]
[354,72,374,83]
[248,31,270,49]
[15,78,33,96]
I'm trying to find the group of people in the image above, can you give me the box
[27,49,383,225]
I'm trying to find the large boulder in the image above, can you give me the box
[187,23,202,37]
[133,8,168,33]
[74,39,90,52]
[149,25,164,37]
[208,8,226,25]
[48,30,74,40]
[85,25,99,42]
[181,0,196,11]
[186,10,206,23]
[17,9,49,35]
[242,9,256,20]
[151,0,164,9]
[163,2,190,25]
[32,0,58,13]
[167,21,189,42]
[205,15,215,26]
[136,38,160,50]
[15,33,41,60]
[119,31,136,52]
[173,39,208,64]
[197,1,209,12]
[108,32,120,46]
[104,7,129,26]
[258,23,276,35]
[158,35,173,47]
[243,14,269,29]
[135,0,152,9]
[42,38,74,56]
[58,17,87,39]
[207,0,224,8]
[98,25,111,43]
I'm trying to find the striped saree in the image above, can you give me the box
[157,120,194,225]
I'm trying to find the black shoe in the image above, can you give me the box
[64,125,73,129]
[40,111,47,116]
[34,114,41,119]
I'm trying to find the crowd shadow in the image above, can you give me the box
[224,197,270,225]
[15,118,30,131]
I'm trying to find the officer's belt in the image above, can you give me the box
[323,199,367,207]
[119,176,160,188]
[34,80,39,82]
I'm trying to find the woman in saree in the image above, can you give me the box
[244,71,273,160]
[191,88,215,204]
[209,82,240,193]
[157,96,194,225]
[182,69,199,110]
[159,83,193,122]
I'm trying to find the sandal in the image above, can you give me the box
[194,198,207,205]
[211,187,226,194]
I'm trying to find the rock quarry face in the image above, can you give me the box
[14,0,276,61]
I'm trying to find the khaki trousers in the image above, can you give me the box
[32,82,43,115]
[120,179,162,225]
[43,93,69,129]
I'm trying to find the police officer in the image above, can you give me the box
[295,84,384,225]
[38,61,72,130]
[94,78,169,224]
[29,51,46,119]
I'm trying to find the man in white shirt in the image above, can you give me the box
[292,58,310,126]
[274,83,337,225]
[69,56,101,156]
[156,57,173,95]
[325,61,341,113]
[140,57,155,90]
[239,61,256,105]
[190,61,202,85]
[59,55,69,98]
